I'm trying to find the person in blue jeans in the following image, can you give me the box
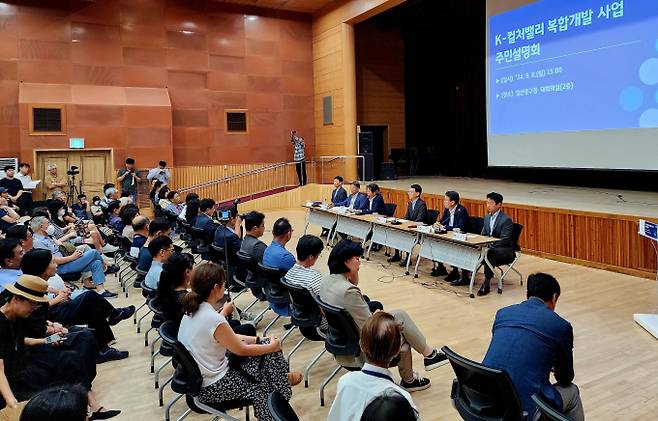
[30,216,117,298]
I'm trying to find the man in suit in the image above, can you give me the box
[432,191,471,284]
[483,273,584,420]
[194,198,217,260]
[333,180,368,212]
[213,206,242,282]
[362,183,386,215]
[321,176,348,237]
[389,184,427,265]
[478,191,515,296]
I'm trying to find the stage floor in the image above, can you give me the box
[377,176,658,218]
[88,209,658,421]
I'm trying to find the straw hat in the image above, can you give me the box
[4,275,49,302]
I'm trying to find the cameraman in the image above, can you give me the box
[212,207,242,277]
[117,158,141,204]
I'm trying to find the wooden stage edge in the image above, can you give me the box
[240,180,658,280]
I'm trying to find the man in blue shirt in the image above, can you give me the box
[262,217,295,315]
[144,236,174,289]
[0,238,23,291]
[482,273,584,420]
[136,218,171,273]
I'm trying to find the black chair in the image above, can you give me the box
[442,345,527,421]
[315,297,363,406]
[268,391,299,421]
[280,277,326,387]
[470,216,484,235]
[211,243,227,267]
[191,226,211,259]
[383,203,397,217]
[136,278,156,334]
[258,263,291,336]
[156,320,179,404]
[147,298,165,349]
[532,394,575,421]
[495,223,524,293]
[425,209,440,225]
[180,220,198,254]
[169,341,253,421]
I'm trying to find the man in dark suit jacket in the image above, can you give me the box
[478,191,515,296]
[334,180,368,212]
[194,198,217,259]
[213,207,242,273]
[432,191,471,284]
[389,184,427,265]
[483,273,584,420]
[362,183,386,215]
[321,176,349,237]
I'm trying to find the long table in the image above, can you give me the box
[303,204,505,298]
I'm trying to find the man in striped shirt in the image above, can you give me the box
[290,130,307,186]
[284,234,324,298]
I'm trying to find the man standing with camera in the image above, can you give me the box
[147,161,170,186]
[45,163,67,198]
[117,158,140,204]
[290,130,307,186]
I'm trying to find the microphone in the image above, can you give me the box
[617,194,626,203]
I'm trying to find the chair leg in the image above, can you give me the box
[280,325,297,344]
[150,347,160,374]
[320,365,343,406]
[242,297,260,313]
[304,348,327,388]
[251,306,270,327]
[155,356,173,389]
[159,373,174,406]
[136,308,152,333]
[286,337,306,365]
[262,314,281,336]
[144,326,154,347]
[150,335,162,369]
[165,393,183,421]
[134,300,147,325]
[175,408,191,421]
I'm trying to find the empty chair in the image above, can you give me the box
[258,262,292,336]
[191,226,212,260]
[236,251,268,319]
[495,223,524,293]
[442,345,527,421]
[469,216,484,235]
[383,203,397,217]
[424,209,439,225]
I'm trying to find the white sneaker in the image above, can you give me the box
[102,244,119,253]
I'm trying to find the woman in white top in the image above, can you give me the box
[178,262,301,421]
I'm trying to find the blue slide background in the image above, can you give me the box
[488,0,658,135]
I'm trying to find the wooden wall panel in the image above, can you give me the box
[381,187,658,278]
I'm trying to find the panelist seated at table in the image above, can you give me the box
[431,191,472,286]
[362,183,386,215]
[321,176,349,237]
[329,180,368,212]
[389,184,427,266]
[478,192,515,296]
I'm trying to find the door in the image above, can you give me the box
[35,150,113,200]
[360,125,388,180]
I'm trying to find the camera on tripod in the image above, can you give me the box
[216,198,242,224]
[67,166,80,176]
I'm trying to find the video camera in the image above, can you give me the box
[216,198,242,224]
[67,165,80,176]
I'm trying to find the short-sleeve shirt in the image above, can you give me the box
[0,178,23,196]
[0,208,16,233]
[33,234,63,258]
[262,241,295,272]
[0,312,18,379]
[118,168,138,193]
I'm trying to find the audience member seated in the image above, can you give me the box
[389,184,427,265]
[163,190,183,215]
[0,195,19,234]
[4,225,33,260]
[149,180,163,207]
[178,263,299,421]
[320,239,447,392]
[195,198,218,235]
[157,186,170,209]
[136,218,171,273]
[71,194,91,220]
[144,236,174,289]
[262,217,295,315]
[0,274,120,419]
[331,180,367,212]
[0,187,19,213]
[119,204,139,241]
[321,176,348,237]
[328,311,419,420]
[359,391,418,421]
[178,193,199,222]
[89,196,104,225]
[0,165,31,216]
[30,216,117,298]
[0,239,23,291]
[212,207,242,273]
[130,215,149,257]
[184,198,200,226]
[19,385,89,421]
[239,211,267,300]
[362,183,386,215]
[478,192,515,296]
[101,186,119,209]
[21,249,132,363]
[106,201,123,233]
[155,252,193,327]
[483,273,584,420]
[432,190,471,285]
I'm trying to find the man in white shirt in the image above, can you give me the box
[328,311,419,421]
[147,160,170,185]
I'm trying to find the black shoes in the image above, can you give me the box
[97,346,129,364]
[104,264,120,275]
[444,268,460,282]
[477,280,491,296]
[108,305,135,326]
[400,375,431,392]
[450,277,470,286]
[89,408,121,420]
[431,264,448,277]
[100,290,118,299]
[388,254,402,263]
[424,349,449,370]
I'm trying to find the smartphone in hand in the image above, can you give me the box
[44,334,64,344]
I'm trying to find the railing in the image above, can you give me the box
[129,156,364,207]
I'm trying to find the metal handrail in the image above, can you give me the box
[177,162,288,192]
[318,155,365,183]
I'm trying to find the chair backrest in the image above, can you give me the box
[268,391,300,421]
[470,216,484,235]
[511,223,523,252]
[237,251,264,289]
[425,209,439,225]
[158,320,179,345]
[442,345,527,421]
[531,394,574,421]
[315,296,361,357]
[171,341,203,395]
[191,226,210,254]
[383,203,397,217]
[210,243,226,267]
[280,277,322,329]
[258,263,290,305]
[140,279,157,299]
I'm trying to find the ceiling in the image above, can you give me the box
[213,0,337,14]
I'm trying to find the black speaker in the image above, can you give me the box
[358,132,374,154]
[358,153,375,181]
[379,162,396,180]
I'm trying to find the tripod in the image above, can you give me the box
[66,174,83,205]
